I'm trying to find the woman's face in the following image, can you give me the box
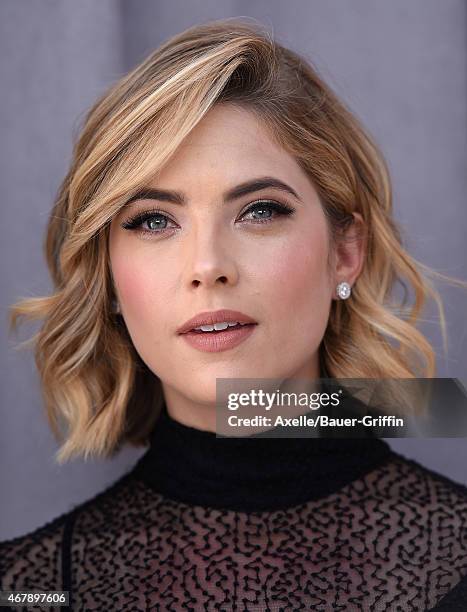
[109,103,360,422]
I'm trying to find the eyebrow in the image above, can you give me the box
[124,176,301,207]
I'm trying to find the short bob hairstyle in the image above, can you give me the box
[9,18,466,463]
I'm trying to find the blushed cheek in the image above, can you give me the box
[111,247,180,359]
[267,232,329,301]
[268,235,330,369]
[110,250,160,328]
[116,268,148,317]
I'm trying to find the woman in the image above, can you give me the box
[1,18,466,611]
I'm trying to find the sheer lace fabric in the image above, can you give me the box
[1,452,467,611]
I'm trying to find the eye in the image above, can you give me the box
[238,200,295,224]
[120,209,176,235]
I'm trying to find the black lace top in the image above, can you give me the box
[1,401,467,611]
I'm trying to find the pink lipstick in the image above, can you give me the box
[177,309,258,353]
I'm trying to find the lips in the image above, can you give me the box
[177,309,258,335]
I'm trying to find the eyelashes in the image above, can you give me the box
[120,200,296,237]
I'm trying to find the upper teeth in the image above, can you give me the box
[194,321,247,332]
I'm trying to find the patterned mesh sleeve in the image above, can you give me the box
[1,455,467,611]
[0,510,69,612]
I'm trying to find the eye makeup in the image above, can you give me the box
[120,199,296,237]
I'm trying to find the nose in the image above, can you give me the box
[184,225,239,290]
[191,270,230,289]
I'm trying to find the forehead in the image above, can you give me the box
[149,103,310,193]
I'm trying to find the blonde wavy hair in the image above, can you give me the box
[9,18,467,463]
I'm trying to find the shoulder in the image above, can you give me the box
[378,449,467,509]
[372,450,467,607]
[0,470,141,593]
[0,506,70,592]
[371,449,467,542]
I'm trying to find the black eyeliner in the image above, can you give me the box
[120,199,295,233]
[121,208,168,230]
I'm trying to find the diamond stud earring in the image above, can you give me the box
[336,281,351,300]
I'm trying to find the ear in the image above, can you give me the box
[332,212,365,299]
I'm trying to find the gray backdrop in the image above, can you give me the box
[1,0,466,540]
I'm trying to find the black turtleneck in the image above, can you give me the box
[132,399,393,512]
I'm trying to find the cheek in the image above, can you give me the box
[110,249,170,337]
[260,228,331,314]
[118,270,151,315]
[112,259,172,374]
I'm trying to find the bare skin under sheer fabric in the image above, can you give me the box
[1,402,467,611]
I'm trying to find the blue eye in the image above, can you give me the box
[240,200,295,223]
[120,200,295,236]
[121,210,174,233]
